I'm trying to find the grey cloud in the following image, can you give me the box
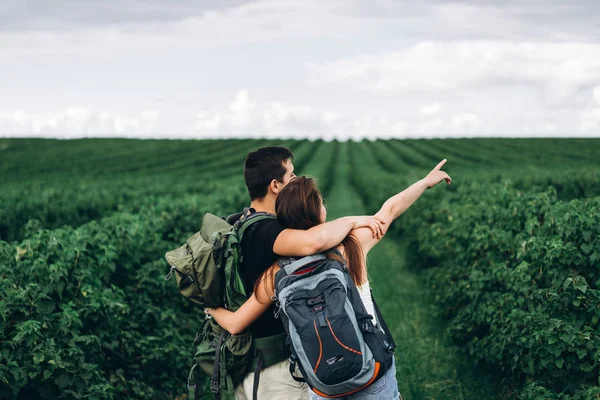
[342,0,600,20]
[2,0,600,139]
[3,0,600,42]
[0,0,253,31]
[339,0,600,41]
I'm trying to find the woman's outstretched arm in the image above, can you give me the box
[378,159,451,222]
[204,266,278,335]
[352,159,452,254]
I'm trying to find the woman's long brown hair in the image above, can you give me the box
[253,176,365,297]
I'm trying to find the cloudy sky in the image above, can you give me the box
[1,0,600,139]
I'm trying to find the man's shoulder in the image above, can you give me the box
[240,218,284,273]
[243,217,284,240]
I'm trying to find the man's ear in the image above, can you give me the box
[270,179,283,194]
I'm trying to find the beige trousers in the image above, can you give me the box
[234,359,310,400]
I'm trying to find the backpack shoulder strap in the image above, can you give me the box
[331,247,344,258]
[281,254,327,276]
[226,207,253,228]
[224,211,245,225]
[236,211,277,238]
[370,288,397,350]
[276,257,296,269]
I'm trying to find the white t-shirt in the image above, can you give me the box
[356,281,377,326]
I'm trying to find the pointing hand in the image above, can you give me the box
[424,159,452,189]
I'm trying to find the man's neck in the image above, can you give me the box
[250,196,276,215]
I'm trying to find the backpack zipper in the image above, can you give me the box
[272,295,282,318]
[278,270,347,314]
[164,244,194,281]
[164,265,194,285]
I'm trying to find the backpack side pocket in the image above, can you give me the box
[165,239,205,305]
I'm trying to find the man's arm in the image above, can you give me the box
[273,216,384,257]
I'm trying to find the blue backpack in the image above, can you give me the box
[273,252,396,398]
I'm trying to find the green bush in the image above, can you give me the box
[0,190,247,399]
[400,183,600,398]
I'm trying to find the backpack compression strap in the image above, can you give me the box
[210,330,228,400]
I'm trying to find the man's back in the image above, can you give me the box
[240,216,286,338]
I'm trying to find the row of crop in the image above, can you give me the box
[409,138,600,167]
[299,140,339,197]
[400,140,480,169]
[1,138,310,182]
[0,182,249,399]
[321,142,366,218]
[287,139,323,173]
[0,139,307,243]
[400,183,600,399]
[0,138,322,399]
[346,141,414,218]
[132,139,277,177]
[1,138,271,189]
[484,138,600,164]
[0,174,244,244]
[1,139,236,181]
[352,140,600,398]
[355,139,600,206]
[364,140,423,173]
[366,138,600,175]
[199,138,321,182]
[501,167,600,201]
[439,166,600,201]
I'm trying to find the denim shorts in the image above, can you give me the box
[309,356,401,400]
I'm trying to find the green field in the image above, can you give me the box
[1,138,599,400]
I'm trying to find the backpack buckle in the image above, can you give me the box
[307,294,325,306]
[313,306,327,327]
[360,322,378,334]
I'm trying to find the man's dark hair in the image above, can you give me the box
[244,146,294,201]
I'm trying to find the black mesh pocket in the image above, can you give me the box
[358,312,394,374]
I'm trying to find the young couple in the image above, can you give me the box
[205,146,451,400]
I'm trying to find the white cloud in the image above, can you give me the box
[0,108,160,138]
[451,112,480,134]
[4,90,597,139]
[523,121,557,135]
[2,1,600,139]
[417,119,443,136]
[580,87,600,132]
[306,41,600,106]
[580,109,600,132]
[193,90,410,141]
[420,102,442,116]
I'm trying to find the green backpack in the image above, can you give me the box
[164,209,288,400]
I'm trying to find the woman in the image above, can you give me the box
[206,159,452,399]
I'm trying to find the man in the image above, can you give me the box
[233,146,384,400]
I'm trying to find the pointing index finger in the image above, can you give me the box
[435,159,447,171]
